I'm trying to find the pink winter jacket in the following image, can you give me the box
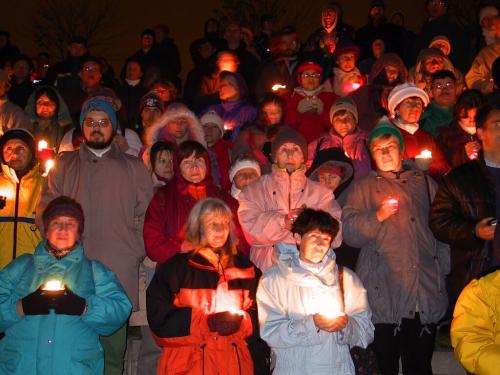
[237,165,342,272]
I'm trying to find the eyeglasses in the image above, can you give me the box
[301,73,321,79]
[48,220,78,231]
[82,66,99,73]
[83,118,111,129]
[432,82,455,90]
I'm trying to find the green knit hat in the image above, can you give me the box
[367,116,405,152]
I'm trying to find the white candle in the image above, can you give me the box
[38,140,48,151]
[416,149,432,159]
[271,84,286,92]
[42,279,65,291]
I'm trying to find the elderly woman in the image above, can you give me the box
[0,196,131,375]
[146,198,262,375]
[257,208,373,374]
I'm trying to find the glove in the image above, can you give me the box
[207,311,243,336]
[53,288,86,315]
[21,287,55,315]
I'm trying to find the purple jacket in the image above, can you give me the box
[206,100,257,141]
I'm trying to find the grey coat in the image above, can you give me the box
[341,168,449,325]
[37,142,154,309]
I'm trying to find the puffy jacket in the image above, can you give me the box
[0,163,43,269]
[465,42,500,94]
[238,165,342,272]
[307,128,372,179]
[429,156,496,305]
[0,241,132,375]
[451,269,500,375]
[257,243,374,375]
[342,168,450,325]
[146,252,260,375]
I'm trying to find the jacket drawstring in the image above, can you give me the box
[232,342,242,375]
[419,325,432,337]
[393,323,401,336]
[201,343,206,375]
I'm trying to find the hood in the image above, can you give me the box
[306,146,354,197]
[144,103,206,147]
[414,48,457,78]
[368,53,408,85]
[273,242,339,287]
[25,85,73,128]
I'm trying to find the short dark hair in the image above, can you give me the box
[476,103,500,129]
[431,69,456,83]
[492,57,500,89]
[177,140,207,165]
[454,89,484,120]
[79,56,102,72]
[291,208,340,240]
[34,86,60,114]
[13,54,34,70]
[150,140,175,170]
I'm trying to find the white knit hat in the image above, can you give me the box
[479,6,498,25]
[229,159,261,182]
[387,83,429,118]
[200,111,224,135]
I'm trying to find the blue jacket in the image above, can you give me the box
[0,241,132,375]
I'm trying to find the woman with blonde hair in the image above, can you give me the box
[146,197,264,375]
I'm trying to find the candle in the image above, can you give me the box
[38,140,48,152]
[351,82,361,90]
[227,308,245,316]
[271,84,287,92]
[385,198,400,210]
[416,149,432,159]
[42,279,65,291]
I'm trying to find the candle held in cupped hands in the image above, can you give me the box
[377,197,399,222]
[42,279,65,291]
[415,149,433,171]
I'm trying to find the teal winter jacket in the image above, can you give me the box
[0,241,132,375]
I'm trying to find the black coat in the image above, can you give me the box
[429,156,496,305]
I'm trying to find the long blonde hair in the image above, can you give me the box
[184,198,238,260]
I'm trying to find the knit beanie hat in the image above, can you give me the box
[42,196,85,235]
[387,83,429,118]
[79,97,118,131]
[428,35,451,55]
[139,91,164,113]
[200,110,224,135]
[329,97,358,123]
[229,158,261,182]
[271,127,308,162]
[0,128,36,164]
[367,116,405,151]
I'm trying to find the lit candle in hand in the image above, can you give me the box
[38,140,48,151]
[415,149,433,171]
[42,279,65,291]
[271,84,287,92]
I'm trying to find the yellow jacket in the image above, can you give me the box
[0,163,43,268]
[451,270,500,375]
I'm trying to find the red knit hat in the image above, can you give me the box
[297,61,322,76]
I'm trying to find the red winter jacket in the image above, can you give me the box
[208,139,233,192]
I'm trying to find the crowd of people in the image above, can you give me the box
[0,0,500,374]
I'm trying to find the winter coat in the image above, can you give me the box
[257,243,374,375]
[307,128,371,179]
[205,100,257,141]
[37,143,154,309]
[342,168,450,325]
[283,87,337,143]
[0,97,32,136]
[8,78,35,109]
[238,165,342,272]
[429,156,496,305]
[395,124,451,179]
[0,163,43,269]
[465,42,500,94]
[207,139,233,191]
[115,81,147,131]
[24,86,73,152]
[437,123,478,167]
[146,252,260,375]
[0,241,132,375]
[451,269,500,375]
[420,102,454,139]
[143,162,248,264]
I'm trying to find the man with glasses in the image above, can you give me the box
[37,97,153,375]
[238,126,342,272]
[0,129,43,268]
[421,69,458,138]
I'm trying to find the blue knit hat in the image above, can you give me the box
[79,97,118,131]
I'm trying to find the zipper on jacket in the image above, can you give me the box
[12,180,21,260]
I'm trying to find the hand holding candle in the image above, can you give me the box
[377,197,399,222]
[271,83,287,92]
[207,311,243,336]
[42,279,65,291]
[415,149,433,171]
[313,313,349,332]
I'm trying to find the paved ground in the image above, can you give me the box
[432,350,466,375]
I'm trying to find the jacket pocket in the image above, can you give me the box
[71,347,103,375]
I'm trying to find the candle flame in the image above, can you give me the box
[271,84,287,91]
[351,82,361,90]
[386,198,399,206]
[42,279,65,291]
[38,140,48,151]
[416,150,432,158]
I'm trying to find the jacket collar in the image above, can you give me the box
[34,240,85,267]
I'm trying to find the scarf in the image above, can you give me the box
[393,117,419,135]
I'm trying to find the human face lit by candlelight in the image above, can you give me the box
[2,139,32,172]
[46,216,79,251]
[370,135,403,172]
[261,102,282,126]
[36,94,57,119]
[201,212,230,250]
[396,97,424,123]
[154,150,173,180]
[296,229,333,264]
[180,152,207,183]
[275,142,304,172]
[82,110,114,149]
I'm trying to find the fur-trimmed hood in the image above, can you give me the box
[143,103,206,148]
